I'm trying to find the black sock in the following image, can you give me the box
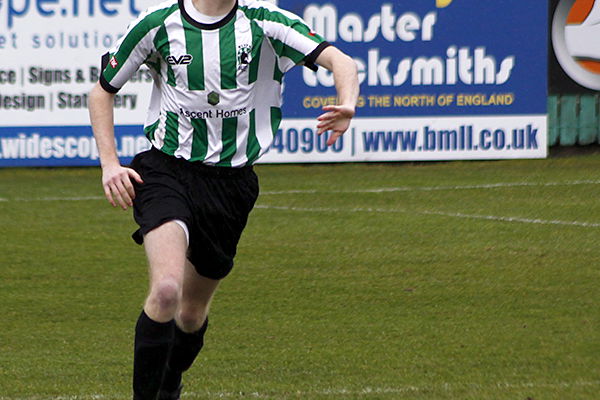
[133,311,175,400]
[161,317,209,393]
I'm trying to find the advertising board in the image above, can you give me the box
[0,0,548,166]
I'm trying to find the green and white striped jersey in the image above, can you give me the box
[100,0,329,167]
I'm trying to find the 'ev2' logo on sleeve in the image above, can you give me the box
[167,54,193,65]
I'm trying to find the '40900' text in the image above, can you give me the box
[270,128,344,154]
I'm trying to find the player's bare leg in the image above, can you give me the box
[178,260,219,331]
[143,222,188,321]
[133,221,188,400]
[160,261,220,398]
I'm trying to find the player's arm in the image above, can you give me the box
[89,12,152,209]
[314,46,359,145]
[89,82,143,210]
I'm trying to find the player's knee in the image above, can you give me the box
[150,279,181,312]
[178,306,208,333]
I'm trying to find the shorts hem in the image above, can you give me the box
[132,216,192,244]
[192,262,234,281]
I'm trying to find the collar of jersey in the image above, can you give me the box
[179,0,238,30]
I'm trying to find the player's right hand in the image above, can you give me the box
[101,164,144,210]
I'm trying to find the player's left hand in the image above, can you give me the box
[316,105,355,146]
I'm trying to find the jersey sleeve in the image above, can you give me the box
[99,15,156,93]
[248,3,330,73]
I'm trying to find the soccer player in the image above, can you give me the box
[88,0,358,398]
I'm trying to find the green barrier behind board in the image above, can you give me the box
[548,95,600,147]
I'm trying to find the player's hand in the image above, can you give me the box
[101,164,143,210]
[316,105,355,146]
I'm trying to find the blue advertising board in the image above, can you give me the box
[0,0,548,166]
[281,1,547,117]
[263,0,548,162]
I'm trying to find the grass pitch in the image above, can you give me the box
[1,154,599,399]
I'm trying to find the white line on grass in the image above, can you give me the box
[2,179,600,202]
[420,209,600,228]
[254,204,600,228]
[1,380,598,399]
[260,179,600,195]
[7,196,106,202]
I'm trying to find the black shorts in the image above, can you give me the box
[130,147,259,280]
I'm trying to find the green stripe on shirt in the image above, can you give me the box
[144,119,160,142]
[182,16,205,91]
[219,19,238,90]
[248,20,263,84]
[218,117,238,166]
[154,24,177,87]
[246,109,260,163]
[190,117,209,161]
[270,107,282,137]
[161,111,180,155]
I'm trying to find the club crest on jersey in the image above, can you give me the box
[237,44,252,73]
[167,54,193,65]
[207,91,220,106]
